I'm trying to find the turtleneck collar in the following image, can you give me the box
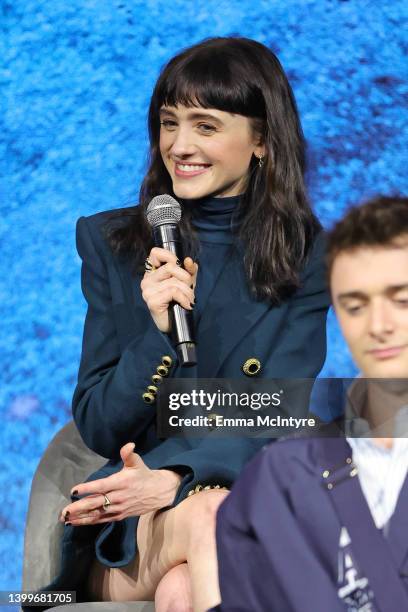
[181,194,242,244]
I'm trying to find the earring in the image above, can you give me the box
[258,155,264,168]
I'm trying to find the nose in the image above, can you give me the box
[168,126,197,157]
[367,298,395,340]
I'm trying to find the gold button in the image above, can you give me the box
[147,385,158,395]
[142,392,156,404]
[157,364,169,377]
[242,358,261,376]
[162,355,173,367]
[152,374,162,385]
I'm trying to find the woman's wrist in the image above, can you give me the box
[155,469,184,507]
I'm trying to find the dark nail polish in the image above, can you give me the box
[65,522,72,526]
[64,511,70,519]
[71,490,78,496]
[176,259,181,266]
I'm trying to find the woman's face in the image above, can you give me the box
[159,104,264,199]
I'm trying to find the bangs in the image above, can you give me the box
[156,50,266,119]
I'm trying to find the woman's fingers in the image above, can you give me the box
[145,249,197,288]
[184,258,198,287]
[64,507,123,525]
[120,442,136,464]
[62,495,104,518]
[147,247,180,268]
[143,279,195,310]
[69,475,118,498]
[60,487,127,521]
[152,287,194,311]
[142,248,197,332]
[120,444,146,470]
[142,261,193,286]
[67,513,120,526]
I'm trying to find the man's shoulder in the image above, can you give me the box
[248,430,339,478]
[236,437,317,489]
[223,437,323,520]
[262,436,317,464]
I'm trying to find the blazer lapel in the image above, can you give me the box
[114,248,271,377]
[196,247,271,377]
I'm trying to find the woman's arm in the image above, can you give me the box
[72,215,180,459]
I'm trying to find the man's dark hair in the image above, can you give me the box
[327,195,408,281]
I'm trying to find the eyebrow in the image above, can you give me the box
[336,284,408,302]
[159,108,225,126]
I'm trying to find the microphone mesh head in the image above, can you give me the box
[146,195,182,228]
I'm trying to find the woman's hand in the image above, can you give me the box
[59,443,183,526]
[140,247,198,332]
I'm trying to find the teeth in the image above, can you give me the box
[177,164,208,172]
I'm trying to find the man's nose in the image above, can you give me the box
[367,299,395,340]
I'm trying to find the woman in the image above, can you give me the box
[52,37,329,611]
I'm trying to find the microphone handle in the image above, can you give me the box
[152,225,197,366]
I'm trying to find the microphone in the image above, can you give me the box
[146,195,197,367]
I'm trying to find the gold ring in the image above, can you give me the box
[144,258,156,273]
[102,494,111,511]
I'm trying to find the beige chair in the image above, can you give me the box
[23,420,154,611]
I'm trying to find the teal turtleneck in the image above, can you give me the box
[185,194,242,245]
[179,194,242,375]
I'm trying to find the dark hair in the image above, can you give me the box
[107,37,320,302]
[326,195,408,280]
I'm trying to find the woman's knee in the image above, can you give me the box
[154,563,193,612]
[186,489,229,547]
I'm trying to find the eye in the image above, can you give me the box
[394,293,408,306]
[160,119,177,131]
[342,301,365,315]
[346,305,363,315]
[197,123,217,134]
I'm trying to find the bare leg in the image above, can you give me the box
[87,489,228,611]
[155,563,193,612]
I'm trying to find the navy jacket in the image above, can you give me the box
[214,435,408,612]
[47,208,329,597]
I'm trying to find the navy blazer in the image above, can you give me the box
[214,435,408,612]
[46,207,329,598]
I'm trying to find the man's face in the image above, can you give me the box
[331,237,408,378]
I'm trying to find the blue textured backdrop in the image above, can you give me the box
[1,0,407,591]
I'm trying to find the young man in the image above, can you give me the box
[214,196,408,612]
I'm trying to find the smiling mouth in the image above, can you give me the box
[174,162,211,176]
[367,344,408,360]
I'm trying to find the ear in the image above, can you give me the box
[251,116,266,154]
[253,144,266,159]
